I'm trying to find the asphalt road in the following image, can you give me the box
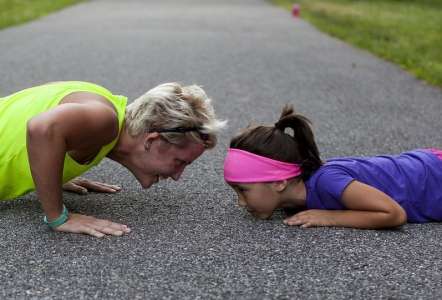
[1,0,441,299]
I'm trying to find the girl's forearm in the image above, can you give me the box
[325,210,406,229]
[334,180,408,229]
[286,209,407,229]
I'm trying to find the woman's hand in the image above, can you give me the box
[62,177,121,194]
[284,209,337,228]
[54,213,131,238]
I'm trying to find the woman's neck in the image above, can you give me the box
[107,125,136,166]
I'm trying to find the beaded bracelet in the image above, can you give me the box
[43,205,69,228]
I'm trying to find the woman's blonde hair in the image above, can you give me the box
[125,82,226,149]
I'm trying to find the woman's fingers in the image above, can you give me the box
[54,213,130,238]
[91,225,124,236]
[62,177,121,194]
[82,226,106,238]
[62,181,88,194]
[78,180,121,193]
[90,219,131,236]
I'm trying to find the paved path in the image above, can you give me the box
[1,0,441,299]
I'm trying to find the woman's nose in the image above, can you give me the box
[171,168,184,181]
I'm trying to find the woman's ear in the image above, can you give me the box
[270,180,289,193]
[144,132,160,151]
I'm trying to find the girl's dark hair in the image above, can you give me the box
[229,105,322,180]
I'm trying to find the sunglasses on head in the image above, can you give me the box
[154,127,209,142]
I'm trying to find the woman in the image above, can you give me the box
[1,81,226,237]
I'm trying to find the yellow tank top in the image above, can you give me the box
[0,81,127,200]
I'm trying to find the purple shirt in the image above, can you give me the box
[305,150,442,223]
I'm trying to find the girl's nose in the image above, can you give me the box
[238,197,247,208]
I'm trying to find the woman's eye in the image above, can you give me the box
[175,160,186,167]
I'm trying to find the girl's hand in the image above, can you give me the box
[283,180,408,229]
[54,213,131,238]
[283,209,336,228]
[62,177,121,194]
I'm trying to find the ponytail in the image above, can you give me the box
[274,105,322,179]
[229,104,322,181]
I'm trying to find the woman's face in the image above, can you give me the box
[129,134,205,188]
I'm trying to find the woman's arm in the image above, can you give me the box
[27,101,129,237]
[284,181,407,229]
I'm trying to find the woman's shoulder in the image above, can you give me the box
[44,81,114,94]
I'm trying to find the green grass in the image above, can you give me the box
[0,0,85,30]
[272,0,442,88]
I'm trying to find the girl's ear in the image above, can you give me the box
[270,180,289,193]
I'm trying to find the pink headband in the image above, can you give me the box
[224,148,302,183]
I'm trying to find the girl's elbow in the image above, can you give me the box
[391,206,407,227]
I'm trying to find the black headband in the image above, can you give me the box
[155,127,209,141]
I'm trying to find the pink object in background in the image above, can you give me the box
[292,4,300,17]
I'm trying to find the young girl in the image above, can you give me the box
[224,105,442,229]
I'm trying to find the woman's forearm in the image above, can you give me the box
[26,118,66,220]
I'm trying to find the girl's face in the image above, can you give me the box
[231,183,281,219]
